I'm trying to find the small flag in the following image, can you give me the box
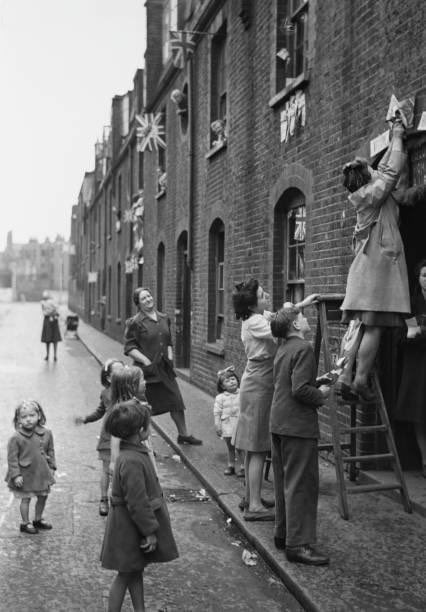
[170,30,195,69]
[136,113,166,152]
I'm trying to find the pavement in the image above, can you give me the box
[77,318,426,612]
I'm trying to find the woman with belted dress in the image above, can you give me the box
[124,287,202,445]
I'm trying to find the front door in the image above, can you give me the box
[175,232,191,368]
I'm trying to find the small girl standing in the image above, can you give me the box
[101,399,178,612]
[109,365,158,476]
[5,400,56,534]
[75,358,124,516]
[214,366,245,477]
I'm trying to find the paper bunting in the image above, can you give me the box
[136,113,166,152]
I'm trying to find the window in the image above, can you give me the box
[275,0,308,94]
[210,24,227,146]
[162,0,178,64]
[108,188,112,237]
[208,219,225,342]
[117,262,121,320]
[273,189,306,307]
[157,243,165,312]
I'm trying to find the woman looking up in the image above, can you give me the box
[124,287,202,446]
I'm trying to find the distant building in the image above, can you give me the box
[0,231,69,301]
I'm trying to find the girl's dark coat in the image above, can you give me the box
[101,440,178,572]
[5,426,56,492]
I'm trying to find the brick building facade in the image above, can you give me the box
[70,0,426,467]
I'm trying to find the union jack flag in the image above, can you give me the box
[169,30,195,69]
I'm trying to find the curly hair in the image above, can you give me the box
[133,286,152,307]
[216,366,240,393]
[104,398,150,440]
[232,278,259,320]
[414,258,426,281]
[270,304,300,338]
[342,160,372,193]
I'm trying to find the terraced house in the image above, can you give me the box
[69,0,426,470]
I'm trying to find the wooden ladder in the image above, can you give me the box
[313,294,412,520]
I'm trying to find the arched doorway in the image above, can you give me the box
[175,232,191,368]
[379,136,426,469]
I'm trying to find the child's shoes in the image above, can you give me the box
[20,522,38,534]
[33,519,52,530]
[99,498,109,516]
[236,467,245,478]
[223,466,235,476]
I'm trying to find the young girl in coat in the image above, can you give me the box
[213,366,245,477]
[109,365,158,475]
[75,358,124,516]
[5,400,56,534]
[101,399,179,612]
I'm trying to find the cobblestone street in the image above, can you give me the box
[0,303,302,611]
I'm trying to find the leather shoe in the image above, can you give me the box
[99,498,109,516]
[33,519,52,530]
[274,536,286,550]
[243,509,275,522]
[286,545,329,566]
[223,466,235,476]
[335,381,359,403]
[352,381,375,402]
[20,522,38,534]
[177,434,202,445]
[261,497,275,509]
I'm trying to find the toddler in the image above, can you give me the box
[213,366,244,477]
[75,358,123,516]
[5,400,56,534]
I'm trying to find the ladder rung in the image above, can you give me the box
[318,443,350,451]
[342,453,394,463]
[346,483,402,494]
[340,425,388,434]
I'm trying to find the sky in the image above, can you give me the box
[0,0,146,250]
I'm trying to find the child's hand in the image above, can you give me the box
[74,416,85,426]
[14,476,23,488]
[215,427,222,438]
[319,385,330,399]
[140,533,157,553]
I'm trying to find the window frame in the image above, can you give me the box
[207,219,225,345]
[269,0,309,108]
[209,22,228,148]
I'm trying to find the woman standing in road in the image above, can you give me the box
[124,287,202,446]
[40,291,61,362]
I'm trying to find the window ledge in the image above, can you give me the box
[205,341,225,356]
[155,190,166,200]
[115,318,122,325]
[205,140,227,159]
[269,72,309,108]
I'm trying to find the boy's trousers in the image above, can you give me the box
[271,433,319,548]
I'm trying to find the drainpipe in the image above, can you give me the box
[188,56,194,271]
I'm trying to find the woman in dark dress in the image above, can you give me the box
[124,287,202,445]
[40,291,61,361]
[395,259,426,477]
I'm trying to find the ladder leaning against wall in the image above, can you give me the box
[313,294,412,520]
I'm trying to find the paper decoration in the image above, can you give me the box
[277,48,290,63]
[123,209,134,224]
[136,113,166,152]
[370,130,390,157]
[280,90,306,143]
[417,112,426,131]
[385,94,415,128]
[169,30,195,69]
